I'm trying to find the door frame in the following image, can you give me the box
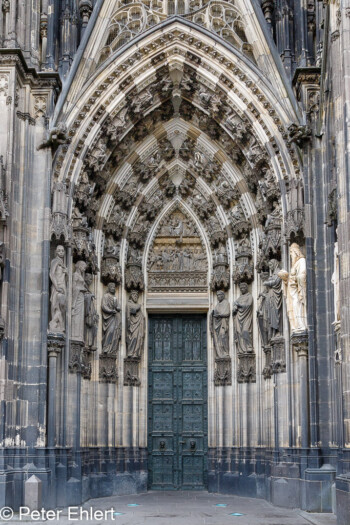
[147,313,208,490]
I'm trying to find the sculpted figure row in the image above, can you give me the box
[99,285,145,358]
[211,285,254,358]
[211,243,308,357]
[49,243,307,360]
[49,246,145,358]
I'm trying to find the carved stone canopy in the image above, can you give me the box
[147,207,208,293]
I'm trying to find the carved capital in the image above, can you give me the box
[291,331,308,357]
[214,357,232,386]
[50,212,72,245]
[125,262,144,291]
[101,256,122,285]
[288,124,312,146]
[237,354,256,383]
[211,261,230,291]
[2,0,10,13]
[285,208,305,240]
[47,332,65,357]
[99,354,118,383]
[69,340,84,373]
[124,356,141,386]
[271,336,286,373]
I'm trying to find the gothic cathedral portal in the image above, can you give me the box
[1,0,350,522]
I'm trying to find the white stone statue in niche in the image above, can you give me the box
[278,243,307,333]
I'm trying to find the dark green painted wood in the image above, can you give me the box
[148,315,208,490]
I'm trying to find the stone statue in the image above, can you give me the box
[211,290,230,358]
[71,260,87,342]
[84,273,99,351]
[278,243,307,333]
[257,280,269,347]
[265,259,283,339]
[126,290,145,358]
[49,245,67,334]
[101,282,121,355]
[233,282,253,354]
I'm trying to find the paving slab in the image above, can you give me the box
[6,491,337,525]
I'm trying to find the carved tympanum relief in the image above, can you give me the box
[147,208,208,292]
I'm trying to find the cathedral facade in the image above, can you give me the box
[0,0,349,522]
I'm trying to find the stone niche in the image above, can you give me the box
[147,207,208,293]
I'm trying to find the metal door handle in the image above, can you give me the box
[179,441,186,444]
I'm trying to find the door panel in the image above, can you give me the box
[148,315,207,490]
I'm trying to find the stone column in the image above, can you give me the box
[47,334,65,447]
[291,331,309,450]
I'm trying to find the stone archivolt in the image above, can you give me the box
[49,27,303,391]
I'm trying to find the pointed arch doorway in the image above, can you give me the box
[148,314,208,490]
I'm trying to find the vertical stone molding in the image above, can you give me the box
[291,331,309,449]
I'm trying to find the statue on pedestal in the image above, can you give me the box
[84,273,99,351]
[101,283,121,356]
[211,290,230,358]
[233,282,253,354]
[126,290,145,358]
[71,260,87,342]
[278,243,307,333]
[49,245,67,334]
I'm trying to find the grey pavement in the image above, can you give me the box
[6,491,337,525]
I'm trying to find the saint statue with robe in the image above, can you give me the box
[101,282,121,355]
[71,260,87,342]
[126,290,145,358]
[49,245,67,334]
[211,290,230,358]
[84,273,99,351]
[265,259,283,339]
[233,282,253,354]
[278,243,307,333]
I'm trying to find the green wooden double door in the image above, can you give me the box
[148,315,208,490]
